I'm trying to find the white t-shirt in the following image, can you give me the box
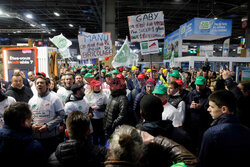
[0,96,16,127]
[29,92,64,124]
[64,99,90,116]
[162,102,182,127]
[102,82,111,99]
[84,92,107,119]
[64,98,93,133]
[57,86,73,106]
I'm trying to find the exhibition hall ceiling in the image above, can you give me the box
[0,0,248,43]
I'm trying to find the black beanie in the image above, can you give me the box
[140,94,163,122]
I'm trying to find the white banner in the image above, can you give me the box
[78,32,113,59]
[140,40,159,55]
[128,11,165,43]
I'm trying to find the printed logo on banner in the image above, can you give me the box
[199,21,213,29]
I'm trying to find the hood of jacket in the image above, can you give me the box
[138,120,174,137]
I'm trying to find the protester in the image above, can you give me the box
[48,111,108,167]
[0,102,46,167]
[0,74,9,93]
[199,90,250,167]
[137,94,192,152]
[167,81,185,127]
[0,90,16,128]
[29,76,65,157]
[103,77,129,137]
[184,75,212,154]
[5,73,33,103]
[57,73,74,106]
[84,80,107,146]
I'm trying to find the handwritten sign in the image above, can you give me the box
[128,11,165,43]
[78,32,113,59]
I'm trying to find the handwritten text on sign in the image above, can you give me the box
[128,11,165,43]
[78,32,113,59]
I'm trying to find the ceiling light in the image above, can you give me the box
[51,29,56,32]
[30,24,35,27]
[17,30,21,33]
[0,9,3,15]
[54,12,60,16]
[41,23,46,26]
[214,17,218,20]
[26,14,33,19]
[69,24,73,27]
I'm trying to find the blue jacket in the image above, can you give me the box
[199,114,250,167]
[0,125,46,167]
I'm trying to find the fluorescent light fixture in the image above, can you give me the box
[69,24,73,27]
[51,29,56,32]
[26,14,33,19]
[30,24,35,27]
[54,12,60,16]
[214,17,218,20]
[0,9,3,15]
[41,23,46,26]
[17,30,21,33]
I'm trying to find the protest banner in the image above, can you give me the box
[128,11,165,43]
[78,32,113,59]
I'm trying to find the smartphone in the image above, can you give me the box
[194,96,200,103]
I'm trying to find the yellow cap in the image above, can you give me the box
[132,66,137,70]
[147,69,151,73]
[163,69,168,74]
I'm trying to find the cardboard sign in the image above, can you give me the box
[128,11,165,43]
[2,47,38,81]
[78,32,113,59]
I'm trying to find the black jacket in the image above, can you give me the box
[5,85,33,103]
[137,120,192,152]
[103,88,128,137]
[48,139,108,167]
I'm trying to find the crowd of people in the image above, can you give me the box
[0,63,250,167]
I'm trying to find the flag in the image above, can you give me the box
[112,37,131,68]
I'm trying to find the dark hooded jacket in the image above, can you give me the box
[48,139,108,167]
[137,120,192,152]
[103,88,128,137]
[199,114,250,167]
[5,85,33,103]
[0,125,46,167]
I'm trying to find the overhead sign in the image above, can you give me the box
[128,11,165,43]
[179,18,232,41]
[140,40,159,55]
[78,32,113,59]
[2,47,38,81]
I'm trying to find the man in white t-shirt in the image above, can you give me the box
[64,82,93,133]
[0,91,16,128]
[57,73,74,106]
[29,76,65,157]
[153,84,182,127]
